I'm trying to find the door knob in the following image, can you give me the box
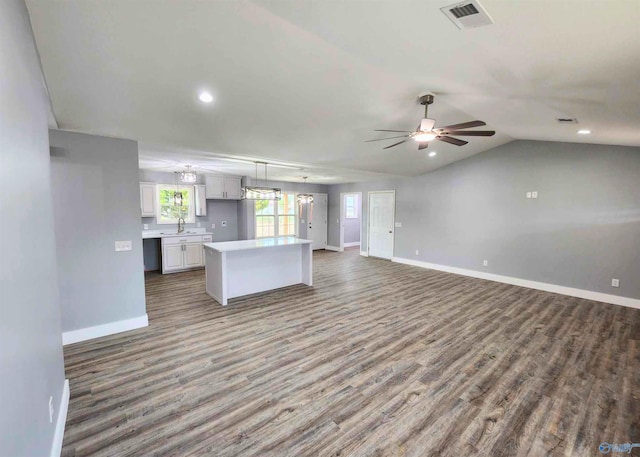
[389,231,392,233]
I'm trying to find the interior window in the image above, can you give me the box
[255,192,297,238]
[345,195,358,219]
[156,185,195,224]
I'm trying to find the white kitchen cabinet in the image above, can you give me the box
[162,244,185,272]
[195,185,207,216]
[161,235,206,273]
[205,175,242,200]
[140,182,156,217]
[184,243,203,268]
[224,177,242,199]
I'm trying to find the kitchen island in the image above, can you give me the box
[203,237,313,306]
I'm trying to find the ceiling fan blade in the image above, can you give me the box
[375,129,413,133]
[437,136,468,146]
[418,143,429,150]
[437,120,486,131]
[445,130,496,137]
[365,135,410,142]
[383,139,411,149]
[420,118,436,132]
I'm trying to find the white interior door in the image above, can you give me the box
[368,191,395,259]
[308,193,327,250]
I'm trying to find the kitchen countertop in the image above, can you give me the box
[142,229,213,239]
[203,237,312,253]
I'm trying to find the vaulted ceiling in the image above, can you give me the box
[26,0,640,183]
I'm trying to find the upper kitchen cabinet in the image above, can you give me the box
[195,185,207,216]
[140,182,156,217]
[205,175,242,200]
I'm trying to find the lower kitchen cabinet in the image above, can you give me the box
[161,234,212,274]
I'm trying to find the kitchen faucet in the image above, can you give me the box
[177,217,185,234]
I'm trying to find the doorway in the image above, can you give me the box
[307,193,327,250]
[340,192,363,250]
[367,191,395,259]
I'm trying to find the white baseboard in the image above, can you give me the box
[62,314,149,345]
[50,379,69,457]
[343,242,361,248]
[360,250,368,257]
[392,257,640,310]
[325,245,343,252]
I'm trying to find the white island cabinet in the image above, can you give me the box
[203,237,313,306]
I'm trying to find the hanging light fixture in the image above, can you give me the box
[297,177,314,204]
[179,164,197,183]
[241,162,281,200]
[173,172,184,206]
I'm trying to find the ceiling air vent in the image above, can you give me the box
[441,1,494,30]
[556,118,578,124]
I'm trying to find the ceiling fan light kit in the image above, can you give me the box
[367,94,495,151]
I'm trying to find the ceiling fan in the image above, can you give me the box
[366,94,495,150]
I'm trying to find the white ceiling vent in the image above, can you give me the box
[441,1,494,30]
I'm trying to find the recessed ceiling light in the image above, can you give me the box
[428,151,437,157]
[198,91,213,103]
[577,129,591,135]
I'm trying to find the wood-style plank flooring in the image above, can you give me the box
[62,248,640,456]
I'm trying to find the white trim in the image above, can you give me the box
[360,250,369,257]
[325,245,343,252]
[344,242,361,248]
[392,257,640,310]
[367,190,396,260]
[50,379,69,457]
[62,314,149,345]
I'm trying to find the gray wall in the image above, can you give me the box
[328,140,640,300]
[343,193,361,244]
[50,130,147,331]
[0,0,66,455]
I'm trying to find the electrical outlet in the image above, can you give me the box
[611,278,620,288]
[196,222,201,228]
[143,224,149,230]
[483,260,488,267]
[48,396,54,423]
[532,191,538,199]
[395,222,402,228]
[526,192,532,199]
[211,223,215,229]
[115,240,132,252]
[221,221,227,227]
[415,250,419,256]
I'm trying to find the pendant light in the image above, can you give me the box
[179,165,197,183]
[297,177,314,204]
[241,162,282,200]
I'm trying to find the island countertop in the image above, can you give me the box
[203,237,312,253]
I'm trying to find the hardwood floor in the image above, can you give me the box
[61,249,640,457]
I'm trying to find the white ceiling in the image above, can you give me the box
[26,0,640,183]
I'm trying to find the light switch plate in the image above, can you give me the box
[115,240,132,252]
[532,191,538,199]
[143,224,149,230]
[526,192,532,199]
[483,260,488,266]
[211,223,215,229]
[611,278,620,288]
